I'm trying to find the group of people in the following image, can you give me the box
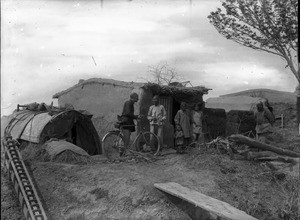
[120,92,206,155]
[174,101,205,154]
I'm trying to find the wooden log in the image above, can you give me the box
[254,156,297,164]
[229,134,300,158]
[154,182,258,220]
[245,151,298,164]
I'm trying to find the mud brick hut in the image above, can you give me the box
[52,78,214,147]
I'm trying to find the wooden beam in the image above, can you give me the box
[229,134,300,158]
[154,182,258,220]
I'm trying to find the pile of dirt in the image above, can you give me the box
[186,149,299,219]
[26,142,299,220]
[30,153,200,220]
[19,141,91,165]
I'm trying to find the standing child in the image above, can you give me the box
[191,103,205,149]
[174,102,192,154]
[174,125,184,153]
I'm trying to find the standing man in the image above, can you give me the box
[120,92,140,156]
[254,102,275,144]
[147,95,166,152]
[174,102,192,154]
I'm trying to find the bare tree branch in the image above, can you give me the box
[146,62,184,85]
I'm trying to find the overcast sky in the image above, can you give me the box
[1,0,297,116]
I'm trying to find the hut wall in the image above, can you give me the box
[203,108,226,140]
[226,110,256,137]
[57,83,141,138]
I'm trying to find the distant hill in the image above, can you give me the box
[206,96,264,112]
[220,88,296,104]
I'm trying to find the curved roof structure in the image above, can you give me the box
[4,110,101,155]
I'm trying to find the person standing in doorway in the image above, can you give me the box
[174,102,192,154]
[120,92,140,156]
[147,95,166,152]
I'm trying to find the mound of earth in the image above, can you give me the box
[30,151,214,220]
[29,135,299,220]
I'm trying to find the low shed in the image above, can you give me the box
[4,109,101,155]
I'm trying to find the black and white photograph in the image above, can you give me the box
[1,0,299,219]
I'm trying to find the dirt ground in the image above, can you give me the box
[1,165,24,220]
[1,103,299,220]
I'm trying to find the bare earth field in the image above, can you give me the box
[1,103,299,220]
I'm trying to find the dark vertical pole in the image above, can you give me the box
[297,39,300,134]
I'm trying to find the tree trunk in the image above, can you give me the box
[296,84,300,135]
[297,96,300,133]
[228,134,300,158]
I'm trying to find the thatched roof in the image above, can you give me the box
[53,78,144,98]
[142,83,211,96]
[53,78,211,99]
[142,83,211,104]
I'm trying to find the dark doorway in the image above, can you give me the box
[172,99,181,126]
[71,124,77,145]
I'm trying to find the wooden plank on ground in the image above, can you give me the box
[154,182,258,220]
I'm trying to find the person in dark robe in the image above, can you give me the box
[120,92,140,156]
[174,102,192,154]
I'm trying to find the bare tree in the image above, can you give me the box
[146,62,183,85]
